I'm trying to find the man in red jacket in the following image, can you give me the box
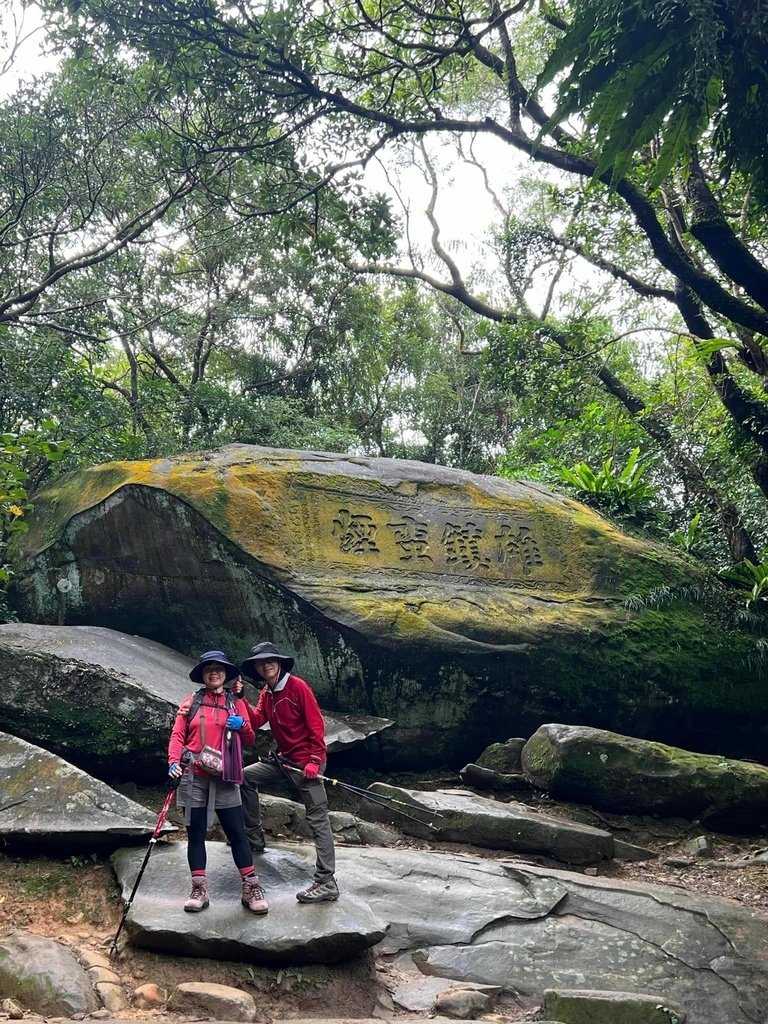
[239,641,339,903]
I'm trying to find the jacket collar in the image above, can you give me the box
[267,672,290,694]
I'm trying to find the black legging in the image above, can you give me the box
[187,805,253,872]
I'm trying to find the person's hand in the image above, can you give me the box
[231,676,244,697]
[168,762,183,778]
[177,699,192,716]
[303,762,320,779]
[226,714,244,730]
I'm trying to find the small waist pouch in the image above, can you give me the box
[196,708,224,775]
[198,744,223,775]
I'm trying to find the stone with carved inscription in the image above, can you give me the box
[11,444,768,767]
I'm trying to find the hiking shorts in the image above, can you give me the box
[177,771,242,810]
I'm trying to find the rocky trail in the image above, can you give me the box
[2,772,768,1024]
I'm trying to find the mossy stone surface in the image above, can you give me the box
[543,989,685,1024]
[0,932,99,1016]
[476,738,526,772]
[522,723,768,830]
[0,731,170,849]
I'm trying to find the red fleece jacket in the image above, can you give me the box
[245,674,326,767]
[168,689,254,773]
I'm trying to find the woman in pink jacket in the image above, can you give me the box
[168,650,267,915]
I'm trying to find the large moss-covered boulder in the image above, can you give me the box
[522,724,768,830]
[477,738,526,773]
[10,444,768,766]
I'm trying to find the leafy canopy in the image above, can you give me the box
[539,0,768,193]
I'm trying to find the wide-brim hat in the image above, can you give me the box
[240,641,295,680]
[189,650,239,684]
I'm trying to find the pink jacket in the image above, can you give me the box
[168,690,255,774]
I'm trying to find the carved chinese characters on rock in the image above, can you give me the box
[494,523,544,575]
[332,509,380,555]
[330,506,546,578]
[387,515,433,563]
[441,522,490,570]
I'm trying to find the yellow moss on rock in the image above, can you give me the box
[15,444,695,652]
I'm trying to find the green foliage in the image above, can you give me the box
[0,422,68,618]
[538,0,768,194]
[68,853,98,868]
[670,513,704,554]
[720,559,768,609]
[557,447,657,514]
[5,0,768,585]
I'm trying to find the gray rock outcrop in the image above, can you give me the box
[458,762,530,792]
[0,624,194,780]
[0,931,99,1016]
[331,846,768,1024]
[477,738,526,773]
[258,794,402,847]
[110,843,386,964]
[0,623,391,781]
[171,982,256,1022]
[0,732,172,850]
[362,784,614,863]
[522,723,768,830]
[459,738,530,792]
[107,840,768,1023]
[433,987,495,1018]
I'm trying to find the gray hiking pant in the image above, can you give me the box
[241,759,336,882]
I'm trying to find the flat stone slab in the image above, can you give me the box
[0,732,172,850]
[362,784,614,864]
[326,846,768,1024]
[111,843,386,964]
[544,988,686,1024]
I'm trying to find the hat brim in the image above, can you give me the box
[240,655,295,680]
[189,661,239,684]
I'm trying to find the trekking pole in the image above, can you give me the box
[108,777,179,957]
[293,769,445,824]
[274,759,443,832]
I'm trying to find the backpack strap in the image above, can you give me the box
[186,687,238,730]
[185,688,207,724]
[186,687,237,732]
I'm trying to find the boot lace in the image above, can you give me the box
[244,877,265,900]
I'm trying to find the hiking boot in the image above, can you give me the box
[296,878,340,903]
[246,827,267,854]
[184,877,209,913]
[241,875,269,915]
